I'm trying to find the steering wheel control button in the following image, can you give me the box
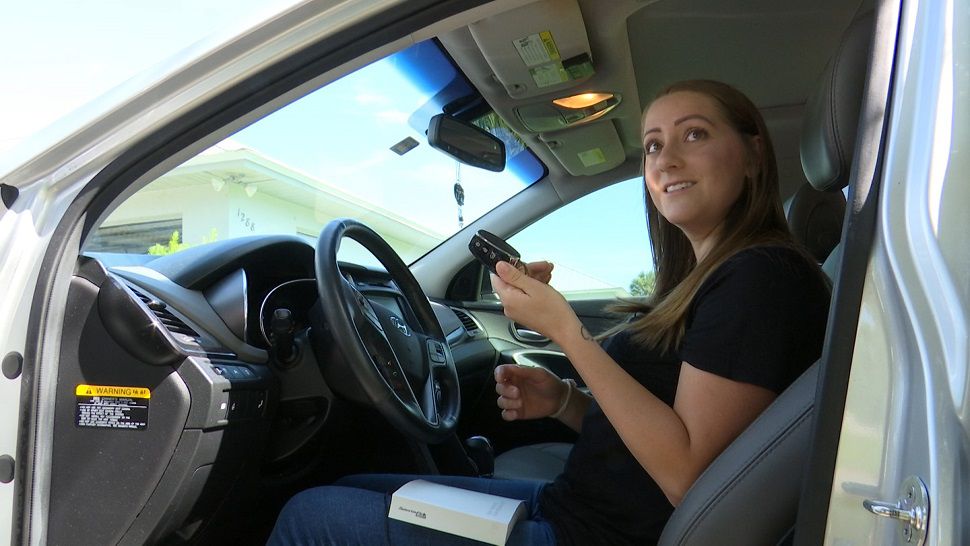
[427,340,446,364]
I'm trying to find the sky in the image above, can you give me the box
[0,0,653,290]
[0,0,518,227]
[0,0,300,154]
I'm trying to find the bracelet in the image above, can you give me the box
[550,378,577,419]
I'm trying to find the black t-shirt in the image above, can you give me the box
[539,246,831,545]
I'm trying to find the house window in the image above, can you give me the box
[87,218,183,254]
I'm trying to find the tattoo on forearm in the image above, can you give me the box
[580,325,593,341]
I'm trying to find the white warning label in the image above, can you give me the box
[75,384,150,430]
[513,31,560,67]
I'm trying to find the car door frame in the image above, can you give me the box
[818,0,968,543]
[794,0,969,543]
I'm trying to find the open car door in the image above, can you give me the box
[799,0,970,544]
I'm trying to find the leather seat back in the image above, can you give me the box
[658,11,874,546]
[659,364,819,544]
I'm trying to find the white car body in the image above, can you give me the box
[824,0,969,543]
[0,0,966,544]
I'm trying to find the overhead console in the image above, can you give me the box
[450,0,628,175]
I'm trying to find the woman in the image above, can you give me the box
[268,80,830,545]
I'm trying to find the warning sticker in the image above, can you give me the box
[75,384,150,430]
[513,31,560,67]
[514,31,570,88]
[529,63,570,88]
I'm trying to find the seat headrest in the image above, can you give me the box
[799,12,875,192]
[785,183,846,262]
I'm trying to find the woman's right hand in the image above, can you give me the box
[494,364,567,421]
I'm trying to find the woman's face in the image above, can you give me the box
[641,91,758,241]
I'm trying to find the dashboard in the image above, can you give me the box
[91,235,468,359]
[58,233,570,545]
[60,234,493,543]
[257,276,415,348]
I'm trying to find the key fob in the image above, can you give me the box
[469,230,523,274]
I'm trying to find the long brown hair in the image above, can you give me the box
[613,80,802,353]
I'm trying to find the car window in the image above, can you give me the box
[84,40,545,267]
[506,177,653,300]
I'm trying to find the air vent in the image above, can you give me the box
[451,308,482,336]
[128,286,201,340]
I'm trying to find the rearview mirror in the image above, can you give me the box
[427,114,506,172]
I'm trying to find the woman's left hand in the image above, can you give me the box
[491,261,580,344]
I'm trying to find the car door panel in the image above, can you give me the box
[823,0,967,543]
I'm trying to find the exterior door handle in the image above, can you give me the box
[862,475,929,545]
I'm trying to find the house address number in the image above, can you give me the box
[237,208,256,232]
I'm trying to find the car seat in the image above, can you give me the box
[659,11,872,545]
[493,11,874,545]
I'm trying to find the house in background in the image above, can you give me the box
[89,141,631,299]
[89,141,444,265]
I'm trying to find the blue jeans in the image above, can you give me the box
[267,474,557,545]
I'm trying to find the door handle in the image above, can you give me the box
[510,322,549,343]
[863,475,928,545]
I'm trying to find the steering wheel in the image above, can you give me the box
[311,218,460,444]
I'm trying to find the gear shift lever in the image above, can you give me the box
[464,436,495,477]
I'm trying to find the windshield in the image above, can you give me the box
[86,40,544,266]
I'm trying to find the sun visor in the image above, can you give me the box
[540,121,625,176]
[469,0,593,100]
